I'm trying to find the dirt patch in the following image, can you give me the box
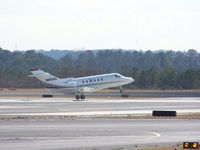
[1,114,200,121]
[1,88,200,94]
[1,88,200,98]
[96,114,200,119]
[95,89,200,94]
[139,144,183,150]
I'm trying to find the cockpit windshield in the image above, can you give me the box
[115,74,122,78]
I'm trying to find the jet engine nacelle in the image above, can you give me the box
[79,87,96,93]
[58,82,77,89]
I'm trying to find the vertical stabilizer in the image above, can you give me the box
[29,68,60,85]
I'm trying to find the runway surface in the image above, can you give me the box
[0,97,199,150]
[0,97,200,117]
[0,118,200,150]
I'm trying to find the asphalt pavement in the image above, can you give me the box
[0,97,199,150]
[0,118,199,150]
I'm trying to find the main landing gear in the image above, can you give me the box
[75,95,85,101]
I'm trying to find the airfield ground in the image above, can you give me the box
[1,88,200,98]
[0,89,199,150]
[1,88,200,93]
[140,144,183,150]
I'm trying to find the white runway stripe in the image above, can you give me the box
[1,109,200,116]
[0,98,200,103]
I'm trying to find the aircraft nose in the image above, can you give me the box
[129,77,134,82]
[125,77,134,83]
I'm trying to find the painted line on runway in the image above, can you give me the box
[136,131,161,141]
[0,98,200,103]
[0,105,197,110]
[1,109,200,116]
[0,132,161,148]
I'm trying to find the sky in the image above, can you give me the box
[0,0,200,51]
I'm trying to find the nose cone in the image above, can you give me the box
[125,77,134,84]
[128,77,134,83]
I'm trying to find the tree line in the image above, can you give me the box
[128,67,200,89]
[0,47,200,89]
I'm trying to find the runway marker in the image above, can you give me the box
[136,131,160,141]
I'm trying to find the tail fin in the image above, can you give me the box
[29,68,60,85]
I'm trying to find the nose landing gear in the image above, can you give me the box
[120,86,124,93]
[120,86,129,97]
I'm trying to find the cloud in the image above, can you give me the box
[0,0,199,51]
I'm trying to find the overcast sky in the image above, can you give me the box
[0,0,199,51]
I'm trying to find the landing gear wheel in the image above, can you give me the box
[75,95,80,100]
[81,95,85,99]
[120,89,124,93]
[120,86,124,93]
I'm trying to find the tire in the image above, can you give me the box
[120,89,124,93]
[81,95,85,99]
[75,95,80,100]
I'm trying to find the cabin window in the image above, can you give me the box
[82,81,84,83]
[115,74,121,78]
[97,79,99,81]
[101,78,103,81]
[94,79,96,82]
[86,80,88,83]
[90,79,92,82]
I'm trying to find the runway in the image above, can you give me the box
[0,97,200,117]
[0,97,200,150]
[0,118,200,150]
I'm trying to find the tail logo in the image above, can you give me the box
[45,78,57,81]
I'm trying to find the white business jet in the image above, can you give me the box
[29,68,134,100]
